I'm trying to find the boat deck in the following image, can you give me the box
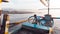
[9,23,60,34]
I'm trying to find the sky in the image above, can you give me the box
[1,0,60,30]
[1,0,60,10]
[2,0,45,10]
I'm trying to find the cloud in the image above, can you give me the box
[2,0,47,10]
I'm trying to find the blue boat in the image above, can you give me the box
[18,14,54,34]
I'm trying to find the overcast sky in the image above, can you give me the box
[1,0,60,10]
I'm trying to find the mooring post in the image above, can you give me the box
[0,10,2,30]
[1,14,9,34]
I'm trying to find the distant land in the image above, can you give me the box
[2,8,42,14]
[2,10,34,14]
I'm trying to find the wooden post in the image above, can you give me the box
[0,10,2,30]
[0,0,8,3]
[0,0,2,3]
[0,0,1,32]
[1,14,9,34]
[5,14,9,34]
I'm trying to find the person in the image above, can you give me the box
[29,14,41,25]
[33,14,38,24]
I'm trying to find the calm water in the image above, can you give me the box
[8,14,60,34]
[8,14,60,27]
[2,10,60,34]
